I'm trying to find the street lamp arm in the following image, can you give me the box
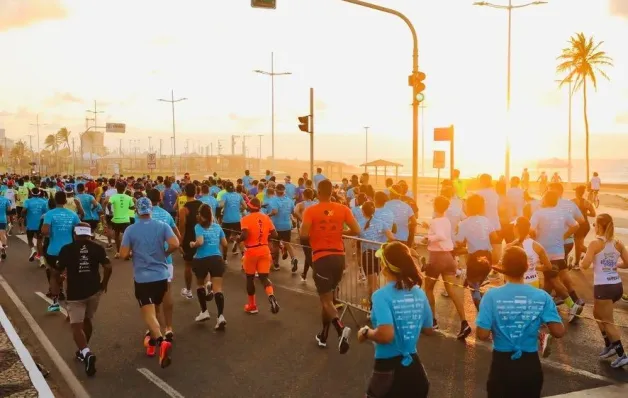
[512,1,547,8]
[173,98,188,102]
[474,1,547,8]
[254,70,271,75]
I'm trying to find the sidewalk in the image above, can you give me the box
[0,305,52,398]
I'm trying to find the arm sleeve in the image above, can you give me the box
[371,291,393,326]
[475,292,493,330]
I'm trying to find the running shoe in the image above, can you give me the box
[571,264,581,271]
[106,243,113,250]
[300,274,307,284]
[47,303,60,312]
[538,331,552,358]
[75,351,85,362]
[180,288,193,299]
[611,354,628,369]
[84,352,97,376]
[232,243,239,255]
[315,333,327,348]
[338,327,351,354]
[621,294,628,303]
[269,295,280,314]
[159,340,172,368]
[164,330,174,342]
[215,314,227,331]
[143,333,156,357]
[457,321,472,340]
[280,243,288,260]
[272,264,281,272]
[599,345,616,359]
[0,247,6,260]
[291,258,298,273]
[244,304,259,314]
[568,303,582,323]
[38,256,46,268]
[205,282,214,302]
[195,310,210,322]
[29,247,37,262]
[114,252,120,259]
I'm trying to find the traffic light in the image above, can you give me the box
[298,115,311,133]
[409,71,426,102]
[251,0,276,9]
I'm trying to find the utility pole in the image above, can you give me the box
[254,52,292,172]
[242,135,251,157]
[29,114,48,173]
[210,143,213,156]
[86,101,104,167]
[217,140,224,156]
[158,90,188,178]
[257,135,263,161]
[231,135,240,155]
[148,136,152,152]
[363,126,369,172]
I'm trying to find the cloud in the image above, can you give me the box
[0,0,67,32]
[610,0,628,18]
[616,112,628,124]
[45,92,84,106]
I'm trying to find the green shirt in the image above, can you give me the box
[217,189,227,201]
[110,193,133,223]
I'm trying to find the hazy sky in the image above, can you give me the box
[0,0,627,175]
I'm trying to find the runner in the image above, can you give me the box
[384,185,415,246]
[0,191,11,260]
[104,182,134,258]
[580,213,628,368]
[120,197,179,368]
[161,179,178,220]
[189,204,228,329]
[147,188,182,341]
[571,185,596,270]
[272,183,298,272]
[358,241,433,398]
[178,183,203,299]
[294,188,316,282]
[476,245,564,398]
[300,179,360,353]
[101,178,117,250]
[4,181,17,235]
[57,223,112,377]
[42,192,81,312]
[219,181,246,261]
[21,187,48,263]
[76,183,101,237]
[236,197,280,314]
[198,184,218,216]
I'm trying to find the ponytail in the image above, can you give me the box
[199,204,213,228]
[362,201,376,230]
[605,219,615,242]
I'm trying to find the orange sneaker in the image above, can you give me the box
[143,334,156,357]
[159,340,172,368]
[244,304,259,314]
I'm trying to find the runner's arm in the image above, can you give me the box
[533,242,552,272]
[165,234,180,255]
[119,230,132,259]
[75,198,85,218]
[99,248,112,292]
[585,201,596,218]
[616,241,628,269]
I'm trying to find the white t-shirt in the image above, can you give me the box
[104,188,117,215]
[590,176,601,190]
[4,189,16,207]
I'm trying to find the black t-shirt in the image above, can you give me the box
[57,240,110,300]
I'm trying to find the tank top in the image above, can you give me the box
[522,238,539,285]
[64,198,78,213]
[183,200,203,244]
[593,238,621,286]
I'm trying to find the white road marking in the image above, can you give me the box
[137,368,185,398]
[547,383,628,397]
[0,305,55,398]
[0,275,91,398]
[35,291,69,317]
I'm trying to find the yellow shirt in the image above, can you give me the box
[177,195,188,209]
[95,186,104,203]
[256,192,265,203]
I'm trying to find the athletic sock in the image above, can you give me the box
[321,321,331,341]
[568,291,580,302]
[247,295,256,307]
[602,331,611,347]
[215,292,224,316]
[331,318,344,336]
[196,288,207,312]
[613,341,625,357]
[564,297,575,308]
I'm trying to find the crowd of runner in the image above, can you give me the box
[0,167,626,397]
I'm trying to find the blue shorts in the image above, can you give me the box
[0,223,6,231]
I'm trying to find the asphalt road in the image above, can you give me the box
[1,233,628,398]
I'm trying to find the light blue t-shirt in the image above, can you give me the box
[557,198,583,244]
[476,188,500,230]
[121,218,175,283]
[209,186,220,196]
[222,192,244,223]
[0,196,11,224]
[23,197,48,231]
[455,215,494,253]
[199,195,218,216]
[194,223,225,258]
[371,283,433,364]
[352,206,365,226]
[43,208,80,255]
[530,207,578,260]
[284,183,297,201]
[76,193,98,221]
[150,206,177,265]
[262,195,278,216]
[359,217,389,251]
[476,283,561,359]
[172,183,182,194]
[242,176,253,190]
[272,195,294,232]
[313,173,326,190]
[374,207,394,231]
[441,197,466,240]
[384,199,414,241]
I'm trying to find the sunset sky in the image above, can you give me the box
[0,0,627,176]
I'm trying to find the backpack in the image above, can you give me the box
[163,188,177,212]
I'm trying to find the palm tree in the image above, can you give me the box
[10,140,27,173]
[56,127,71,149]
[556,33,613,183]
[45,134,59,170]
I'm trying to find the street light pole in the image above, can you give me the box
[148,136,152,153]
[254,53,291,173]
[86,101,105,167]
[341,0,420,202]
[473,0,547,181]
[29,114,48,173]
[363,126,370,171]
[556,78,573,188]
[158,90,188,178]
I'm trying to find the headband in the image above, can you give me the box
[74,226,92,236]
[375,243,401,273]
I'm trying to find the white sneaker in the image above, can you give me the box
[29,247,37,262]
[568,303,581,323]
[611,354,628,369]
[180,288,193,299]
[215,314,227,330]
[195,310,210,322]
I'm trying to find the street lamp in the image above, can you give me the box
[556,78,573,188]
[29,114,48,173]
[473,0,548,181]
[254,52,291,173]
[158,90,187,178]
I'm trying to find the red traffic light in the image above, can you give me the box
[298,115,310,133]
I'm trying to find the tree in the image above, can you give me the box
[10,140,27,173]
[45,134,59,170]
[556,33,613,183]
[56,127,71,149]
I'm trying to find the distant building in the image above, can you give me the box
[0,129,16,151]
[80,130,105,155]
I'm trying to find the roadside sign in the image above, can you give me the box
[433,151,446,169]
[106,123,126,133]
[251,0,276,9]
[90,159,97,169]
[147,153,156,169]
[434,125,454,141]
